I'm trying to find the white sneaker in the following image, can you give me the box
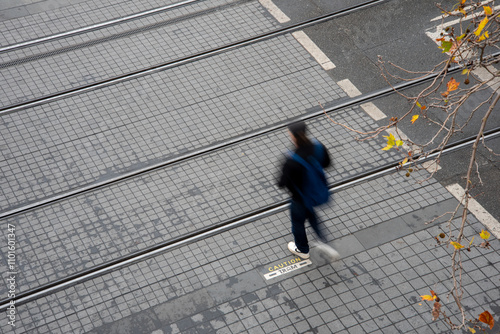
[288,242,310,259]
[312,241,341,261]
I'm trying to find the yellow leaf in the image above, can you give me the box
[469,236,475,246]
[385,133,396,146]
[447,78,460,92]
[474,17,489,36]
[462,69,470,75]
[382,133,403,150]
[459,8,467,15]
[479,310,494,330]
[421,295,435,301]
[402,157,408,165]
[483,6,492,15]
[451,241,464,249]
[457,33,466,41]
[480,230,490,240]
[478,31,489,41]
[411,115,419,124]
[469,327,476,333]
[382,145,393,151]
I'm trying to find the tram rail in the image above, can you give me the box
[2,0,499,316]
[1,126,499,311]
[0,0,388,115]
[0,0,203,53]
[0,58,481,310]
[0,65,465,221]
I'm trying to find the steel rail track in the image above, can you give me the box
[0,0,203,53]
[1,0,499,310]
[0,0,255,70]
[1,127,499,310]
[0,66,464,221]
[3,0,493,220]
[0,0,389,115]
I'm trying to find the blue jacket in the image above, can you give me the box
[278,140,331,204]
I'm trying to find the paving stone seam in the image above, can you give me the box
[0,0,214,45]
[0,0,391,113]
[0,0,253,64]
[0,86,374,218]
[80,198,488,334]
[0,0,206,53]
[1,165,417,307]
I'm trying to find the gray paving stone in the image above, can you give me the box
[3,108,399,295]
[338,314,358,329]
[206,270,266,305]
[152,288,214,325]
[2,97,497,334]
[354,216,413,249]
[1,24,348,211]
[260,320,278,333]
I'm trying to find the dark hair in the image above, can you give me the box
[288,121,311,147]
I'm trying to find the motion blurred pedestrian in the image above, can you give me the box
[278,121,338,260]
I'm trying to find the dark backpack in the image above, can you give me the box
[291,140,330,209]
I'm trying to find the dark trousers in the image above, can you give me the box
[290,200,325,253]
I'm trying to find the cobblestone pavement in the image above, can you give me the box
[2,169,499,333]
[1,33,344,212]
[1,0,499,334]
[0,0,284,107]
[0,109,400,298]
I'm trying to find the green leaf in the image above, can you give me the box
[439,40,453,53]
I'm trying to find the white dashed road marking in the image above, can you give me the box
[422,160,442,173]
[336,79,361,97]
[360,102,387,121]
[260,1,335,71]
[446,183,500,239]
[337,80,388,121]
[259,0,290,23]
[470,65,500,92]
[292,31,336,71]
[336,79,412,152]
